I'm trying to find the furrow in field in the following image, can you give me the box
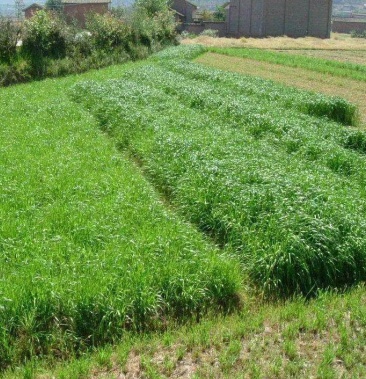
[71,50,366,297]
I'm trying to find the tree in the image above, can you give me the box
[0,16,21,63]
[213,5,225,21]
[200,9,213,21]
[45,0,62,13]
[22,11,68,76]
[134,0,169,17]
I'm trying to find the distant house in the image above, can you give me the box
[23,3,43,19]
[170,0,197,24]
[23,0,109,26]
[174,0,333,39]
[226,0,333,38]
[61,0,111,27]
[171,9,185,24]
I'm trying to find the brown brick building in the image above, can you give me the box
[62,0,110,27]
[23,3,43,19]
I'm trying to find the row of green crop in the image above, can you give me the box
[209,47,366,82]
[0,71,241,370]
[72,46,366,297]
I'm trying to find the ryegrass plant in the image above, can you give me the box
[71,46,366,298]
[210,47,366,83]
[162,59,359,126]
[149,44,207,61]
[0,67,241,370]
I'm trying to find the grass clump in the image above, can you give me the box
[72,45,366,298]
[149,44,207,61]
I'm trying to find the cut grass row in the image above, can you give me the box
[209,47,366,82]
[72,45,366,298]
[0,64,241,369]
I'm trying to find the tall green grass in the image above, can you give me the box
[209,47,366,83]
[0,67,241,370]
[72,46,366,298]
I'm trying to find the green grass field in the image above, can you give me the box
[72,45,366,298]
[0,55,241,370]
[2,44,366,378]
[209,47,366,82]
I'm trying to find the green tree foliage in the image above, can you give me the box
[0,16,21,63]
[21,10,69,75]
[86,13,132,52]
[45,0,63,12]
[131,3,177,48]
[1,4,177,85]
[200,9,214,21]
[134,0,168,16]
[213,5,226,21]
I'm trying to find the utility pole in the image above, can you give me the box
[14,0,25,20]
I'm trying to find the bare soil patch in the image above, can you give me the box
[196,52,366,127]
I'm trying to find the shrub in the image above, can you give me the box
[350,30,366,38]
[22,10,69,76]
[67,31,94,58]
[0,60,31,86]
[0,16,21,64]
[86,13,132,53]
[131,0,177,48]
[200,29,219,38]
[135,0,168,17]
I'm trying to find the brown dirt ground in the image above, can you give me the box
[195,52,366,127]
[181,33,366,51]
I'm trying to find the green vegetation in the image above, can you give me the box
[4,287,366,378]
[72,45,366,298]
[351,30,366,39]
[0,16,20,64]
[2,43,366,376]
[0,57,241,370]
[0,2,177,86]
[210,47,366,82]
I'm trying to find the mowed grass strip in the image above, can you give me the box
[209,47,366,82]
[72,46,366,298]
[195,52,366,126]
[0,67,241,369]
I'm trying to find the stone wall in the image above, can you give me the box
[332,18,366,33]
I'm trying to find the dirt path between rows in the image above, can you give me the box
[195,52,366,127]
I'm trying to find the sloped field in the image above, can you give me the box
[72,45,366,298]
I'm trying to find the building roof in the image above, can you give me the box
[170,8,185,17]
[61,0,110,4]
[181,0,198,9]
[23,3,43,11]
